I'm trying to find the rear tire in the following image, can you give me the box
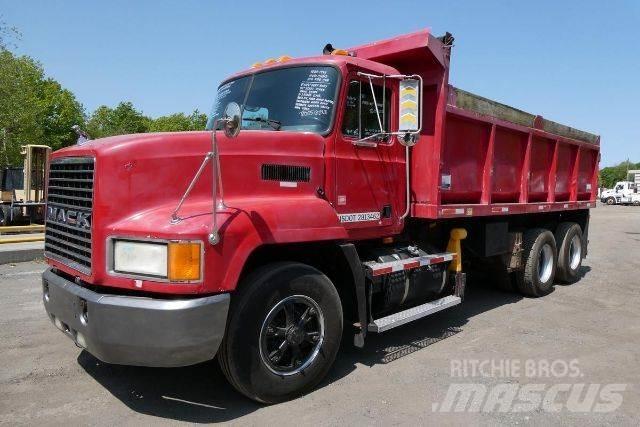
[218,262,343,403]
[515,228,557,297]
[555,223,583,283]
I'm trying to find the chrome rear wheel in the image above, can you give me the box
[538,243,554,283]
[569,235,582,271]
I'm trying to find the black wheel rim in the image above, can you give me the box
[259,295,324,376]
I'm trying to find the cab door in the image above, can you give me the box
[333,76,404,234]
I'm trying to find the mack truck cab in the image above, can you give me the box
[42,30,598,403]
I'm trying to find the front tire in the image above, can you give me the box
[606,197,616,205]
[218,262,343,403]
[515,228,557,297]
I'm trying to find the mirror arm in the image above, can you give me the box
[355,72,422,222]
[208,125,222,245]
[400,145,411,220]
[170,117,229,247]
[353,72,424,144]
[382,74,386,135]
[366,76,385,134]
[170,150,215,224]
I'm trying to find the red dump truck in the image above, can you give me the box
[42,29,600,403]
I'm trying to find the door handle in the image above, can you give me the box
[352,140,378,148]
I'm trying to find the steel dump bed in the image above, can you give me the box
[350,30,600,219]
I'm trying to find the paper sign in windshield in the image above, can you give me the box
[294,69,335,118]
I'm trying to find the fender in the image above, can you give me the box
[214,196,349,292]
[99,196,348,294]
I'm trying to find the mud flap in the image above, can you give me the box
[339,243,367,348]
[453,271,466,301]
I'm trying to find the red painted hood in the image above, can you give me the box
[48,131,344,294]
[54,131,219,220]
[51,130,327,222]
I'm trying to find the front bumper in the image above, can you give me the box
[42,268,230,367]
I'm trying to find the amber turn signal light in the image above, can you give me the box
[168,242,201,281]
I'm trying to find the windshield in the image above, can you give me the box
[206,66,339,133]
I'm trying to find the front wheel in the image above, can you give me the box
[218,262,343,403]
[606,197,616,205]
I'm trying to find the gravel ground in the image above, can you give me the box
[0,205,639,426]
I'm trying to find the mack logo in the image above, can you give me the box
[47,206,91,229]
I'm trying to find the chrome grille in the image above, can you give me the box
[45,157,94,274]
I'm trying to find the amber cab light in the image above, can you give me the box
[168,242,201,281]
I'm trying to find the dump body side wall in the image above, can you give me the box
[348,29,600,220]
[411,93,599,220]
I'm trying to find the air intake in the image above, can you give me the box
[261,164,311,182]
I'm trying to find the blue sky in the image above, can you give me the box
[2,0,638,166]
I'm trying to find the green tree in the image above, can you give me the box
[0,16,21,50]
[85,103,208,139]
[40,79,86,151]
[599,161,640,189]
[86,102,151,139]
[148,110,207,132]
[0,49,84,166]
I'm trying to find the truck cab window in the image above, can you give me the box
[207,66,339,134]
[206,76,251,129]
[342,80,391,140]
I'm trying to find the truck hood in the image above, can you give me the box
[47,130,330,290]
[51,130,327,226]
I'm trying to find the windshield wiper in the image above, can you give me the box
[242,117,282,130]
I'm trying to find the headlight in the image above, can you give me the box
[114,240,168,277]
[112,240,201,282]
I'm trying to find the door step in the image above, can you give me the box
[368,295,462,333]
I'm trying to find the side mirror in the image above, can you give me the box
[398,79,421,147]
[222,102,242,138]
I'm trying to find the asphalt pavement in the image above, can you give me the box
[1,205,639,425]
